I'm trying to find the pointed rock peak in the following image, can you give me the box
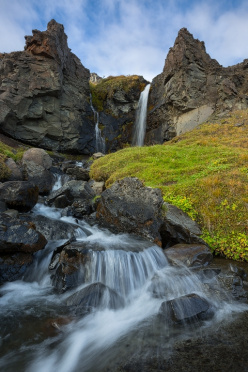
[24,19,70,66]
[163,28,220,75]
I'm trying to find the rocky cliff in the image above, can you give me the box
[146,28,248,143]
[90,75,148,152]
[0,20,95,154]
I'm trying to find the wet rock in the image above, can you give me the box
[0,213,47,253]
[66,282,124,313]
[159,293,213,324]
[20,214,77,241]
[96,177,163,245]
[50,241,92,292]
[160,203,204,248]
[46,180,95,209]
[0,181,39,212]
[164,244,212,268]
[0,252,33,285]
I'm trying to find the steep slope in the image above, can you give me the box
[0,20,94,154]
[146,28,248,144]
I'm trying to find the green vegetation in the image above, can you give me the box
[90,109,248,261]
[0,141,26,180]
[90,75,146,112]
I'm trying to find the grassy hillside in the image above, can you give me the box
[90,110,248,261]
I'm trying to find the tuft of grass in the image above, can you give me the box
[90,109,248,261]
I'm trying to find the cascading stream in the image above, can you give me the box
[132,83,151,146]
[0,175,248,372]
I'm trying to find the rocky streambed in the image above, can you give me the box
[0,148,248,372]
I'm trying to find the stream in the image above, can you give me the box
[1,177,248,372]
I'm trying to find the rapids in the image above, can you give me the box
[0,175,248,372]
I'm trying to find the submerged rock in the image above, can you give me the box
[0,181,39,212]
[66,282,124,313]
[0,252,33,285]
[164,243,212,268]
[159,293,213,324]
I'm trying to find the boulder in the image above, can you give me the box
[160,203,204,248]
[96,177,163,245]
[0,252,33,285]
[159,293,213,324]
[0,20,95,154]
[66,282,124,313]
[0,213,47,253]
[50,241,92,292]
[88,180,105,195]
[46,180,95,217]
[20,214,77,241]
[164,243,212,268]
[4,158,23,181]
[65,166,90,181]
[22,148,54,194]
[22,148,53,169]
[0,181,39,212]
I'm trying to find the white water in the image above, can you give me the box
[132,83,151,146]
[1,200,248,372]
[90,94,105,153]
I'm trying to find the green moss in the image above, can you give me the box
[90,75,146,112]
[90,109,248,261]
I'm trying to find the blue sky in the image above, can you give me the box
[1,0,248,81]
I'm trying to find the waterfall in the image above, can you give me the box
[90,94,105,153]
[132,83,151,146]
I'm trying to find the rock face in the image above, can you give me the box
[0,20,95,154]
[90,75,149,152]
[146,28,248,144]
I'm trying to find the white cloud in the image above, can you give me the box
[1,0,248,80]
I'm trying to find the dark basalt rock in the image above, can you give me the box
[0,213,47,253]
[0,20,94,154]
[20,214,77,241]
[4,158,23,181]
[159,293,213,324]
[0,252,33,285]
[146,28,248,144]
[96,177,163,245]
[164,243,213,268]
[160,203,204,248]
[66,282,124,313]
[0,181,39,212]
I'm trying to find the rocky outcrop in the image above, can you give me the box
[96,177,205,249]
[0,20,95,154]
[164,243,213,267]
[90,75,149,152]
[146,28,248,144]
[96,177,163,245]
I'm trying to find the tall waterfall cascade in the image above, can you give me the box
[90,94,105,153]
[132,83,151,146]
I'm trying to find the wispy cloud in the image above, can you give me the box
[1,0,248,80]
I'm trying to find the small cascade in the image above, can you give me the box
[90,94,105,153]
[132,83,151,146]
